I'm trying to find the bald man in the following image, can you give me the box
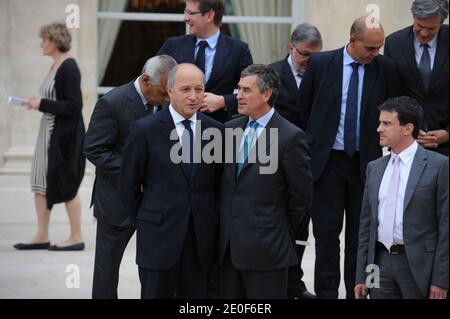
[120,64,223,298]
[299,16,402,298]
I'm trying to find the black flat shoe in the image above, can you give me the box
[14,242,51,250]
[48,242,85,251]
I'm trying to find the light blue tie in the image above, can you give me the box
[237,120,259,176]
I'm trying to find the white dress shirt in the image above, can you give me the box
[168,105,197,146]
[377,141,418,244]
[287,55,302,88]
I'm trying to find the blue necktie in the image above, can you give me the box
[181,119,193,177]
[195,41,208,74]
[237,120,259,176]
[418,44,431,91]
[344,62,360,157]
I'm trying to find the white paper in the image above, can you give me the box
[8,96,28,106]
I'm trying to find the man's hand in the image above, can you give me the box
[417,130,449,149]
[199,92,225,113]
[26,97,41,110]
[354,284,368,299]
[429,285,448,299]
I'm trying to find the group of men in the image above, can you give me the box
[84,0,448,299]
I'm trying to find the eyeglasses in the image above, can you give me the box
[292,45,312,58]
[184,10,203,16]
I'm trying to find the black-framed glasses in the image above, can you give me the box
[292,45,312,58]
[184,10,203,16]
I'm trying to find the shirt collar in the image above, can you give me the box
[134,76,148,106]
[391,141,418,165]
[343,43,359,67]
[196,30,220,50]
[249,107,275,128]
[414,33,438,50]
[287,55,301,77]
[169,104,197,124]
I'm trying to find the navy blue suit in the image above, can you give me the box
[157,33,253,123]
[299,48,401,298]
[120,107,223,298]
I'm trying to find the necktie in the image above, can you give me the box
[237,120,259,176]
[344,62,360,157]
[145,103,151,112]
[195,40,208,74]
[378,155,401,251]
[418,43,431,91]
[181,119,194,178]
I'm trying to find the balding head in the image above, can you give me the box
[347,16,385,64]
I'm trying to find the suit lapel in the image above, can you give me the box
[330,49,344,110]
[371,156,390,223]
[208,33,228,87]
[429,27,449,91]
[159,107,190,180]
[403,146,427,210]
[183,36,196,64]
[282,57,299,94]
[403,28,428,93]
[126,81,147,119]
[360,61,376,121]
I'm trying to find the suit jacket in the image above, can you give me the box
[157,33,253,123]
[299,48,402,182]
[384,25,449,155]
[356,145,449,296]
[84,81,149,227]
[217,111,313,271]
[120,108,223,270]
[269,57,305,129]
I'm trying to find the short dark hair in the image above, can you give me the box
[378,96,424,139]
[241,64,280,106]
[190,0,225,26]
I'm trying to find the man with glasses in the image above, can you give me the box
[157,0,253,124]
[269,23,322,299]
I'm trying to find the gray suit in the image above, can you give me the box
[356,145,449,297]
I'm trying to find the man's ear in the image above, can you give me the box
[405,123,414,136]
[141,74,151,86]
[263,90,272,103]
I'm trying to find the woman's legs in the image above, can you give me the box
[24,193,51,244]
[56,194,84,246]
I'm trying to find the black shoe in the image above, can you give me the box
[293,290,317,299]
[14,242,51,250]
[48,242,85,251]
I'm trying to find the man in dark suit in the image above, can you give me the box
[157,0,253,123]
[384,0,449,156]
[217,64,313,298]
[269,23,322,299]
[299,17,401,299]
[84,55,177,299]
[120,63,223,298]
[355,96,448,299]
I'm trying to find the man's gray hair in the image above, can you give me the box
[291,23,323,49]
[411,0,449,23]
[240,64,280,106]
[167,63,205,89]
[142,55,178,85]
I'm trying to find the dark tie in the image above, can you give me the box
[145,103,161,114]
[181,119,194,178]
[195,40,208,74]
[344,62,360,157]
[418,43,431,91]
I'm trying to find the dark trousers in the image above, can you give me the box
[287,214,310,296]
[311,150,363,299]
[92,220,135,299]
[370,248,425,299]
[138,216,208,299]
[218,246,288,299]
